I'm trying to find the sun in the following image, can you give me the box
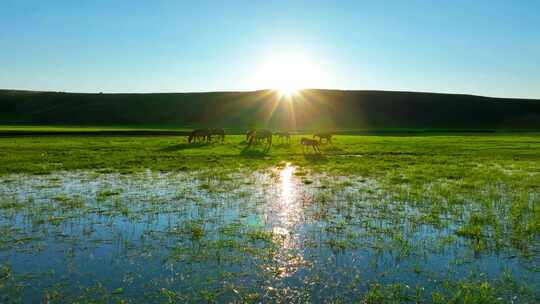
[277,85,299,97]
[253,53,328,96]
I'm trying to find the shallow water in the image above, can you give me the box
[0,164,538,302]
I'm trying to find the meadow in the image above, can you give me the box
[0,133,539,303]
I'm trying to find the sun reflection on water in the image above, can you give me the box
[279,162,295,205]
[270,162,305,278]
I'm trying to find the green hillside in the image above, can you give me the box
[1,89,539,130]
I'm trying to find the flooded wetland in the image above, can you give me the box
[0,135,539,303]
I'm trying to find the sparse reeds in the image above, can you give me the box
[0,134,538,302]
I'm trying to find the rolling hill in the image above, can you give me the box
[1,89,539,131]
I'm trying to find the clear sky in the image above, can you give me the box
[1,0,539,98]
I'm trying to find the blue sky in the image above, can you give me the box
[1,0,539,98]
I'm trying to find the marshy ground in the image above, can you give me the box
[0,134,539,303]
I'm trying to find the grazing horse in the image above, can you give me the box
[188,128,211,143]
[313,131,332,144]
[247,129,272,148]
[246,129,255,141]
[246,129,265,144]
[210,128,225,142]
[301,137,321,153]
[276,131,291,143]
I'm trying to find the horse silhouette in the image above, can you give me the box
[313,131,332,144]
[210,128,225,142]
[247,129,272,148]
[276,131,291,143]
[301,137,321,153]
[188,129,211,143]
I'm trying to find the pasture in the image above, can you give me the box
[0,133,539,303]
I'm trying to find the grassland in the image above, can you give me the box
[1,133,539,177]
[0,133,539,302]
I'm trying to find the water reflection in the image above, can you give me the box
[279,162,295,206]
[1,168,537,302]
[270,162,305,278]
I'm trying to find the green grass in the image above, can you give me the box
[0,125,183,132]
[1,124,539,134]
[1,134,539,177]
[2,134,538,244]
[0,133,539,302]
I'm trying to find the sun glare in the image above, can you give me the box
[278,86,298,97]
[254,53,328,97]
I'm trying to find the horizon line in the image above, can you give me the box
[1,87,539,101]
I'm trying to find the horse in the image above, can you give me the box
[301,137,321,153]
[246,129,255,142]
[210,128,225,142]
[246,129,265,144]
[313,131,332,144]
[276,131,291,143]
[247,129,272,148]
[188,129,211,143]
